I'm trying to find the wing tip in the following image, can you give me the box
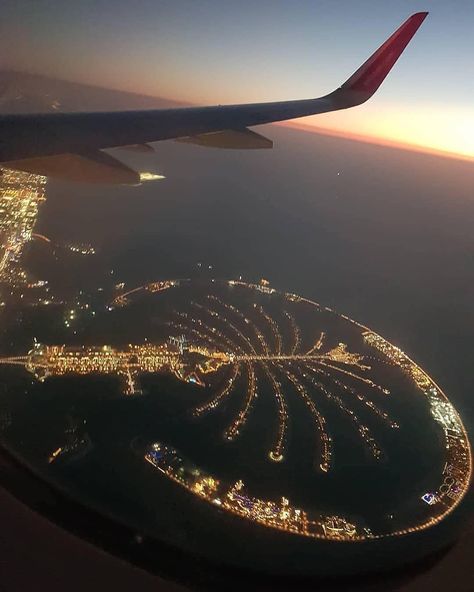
[337,11,429,102]
[409,12,429,26]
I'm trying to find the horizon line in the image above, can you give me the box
[279,121,474,165]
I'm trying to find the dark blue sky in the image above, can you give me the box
[1,1,473,157]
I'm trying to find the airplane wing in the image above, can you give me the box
[0,12,428,183]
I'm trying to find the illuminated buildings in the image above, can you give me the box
[3,277,467,483]
[169,290,392,468]
[0,324,394,470]
[0,277,471,544]
[0,168,47,286]
[112,280,179,308]
[137,279,471,540]
[362,330,471,517]
[66,243,96,255]
[144,442,364,542]
[0,275,470,482]
[5,341,230,395]
[223,363,257,442]
[0,169,96,307]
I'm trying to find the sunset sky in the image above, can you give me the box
[1,0,473,159]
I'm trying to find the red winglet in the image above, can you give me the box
[341,12,428,96]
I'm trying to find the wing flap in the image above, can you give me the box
[118,143,155,153]
[176,128,273,149]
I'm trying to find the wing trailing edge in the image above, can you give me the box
[176,128,273,149]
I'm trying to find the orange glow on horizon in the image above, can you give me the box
[280,104,474,164]
[280,121,474,164]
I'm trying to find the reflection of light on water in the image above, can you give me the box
[139,172,166,182]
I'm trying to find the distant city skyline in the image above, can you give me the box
[1,1,473,159]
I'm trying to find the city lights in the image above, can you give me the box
[0,168,46,287]
[0,278,470,543]
[145,442,364,542]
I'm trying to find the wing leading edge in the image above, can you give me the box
[0,12,428,182]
